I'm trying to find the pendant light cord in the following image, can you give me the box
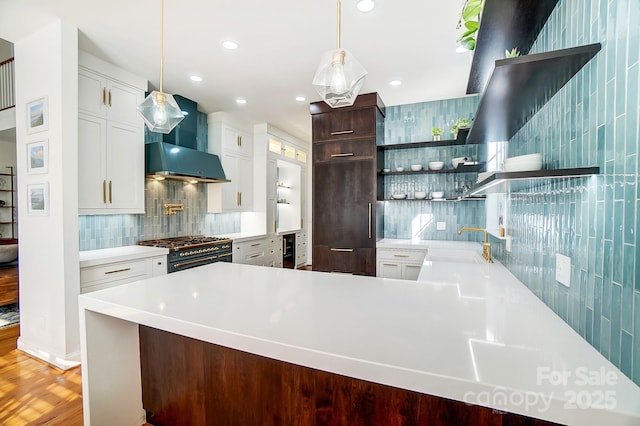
[336,0,341,50]
[159,0,164,94]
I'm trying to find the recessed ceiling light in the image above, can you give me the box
[357,0,375,12]
[222,40,239,50]
[189,75,203,82]
[389,79,402,86]
[295,96,306,102]
[236,98,247,104]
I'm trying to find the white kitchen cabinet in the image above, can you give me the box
[233,236,282,267]
[295,231,307,268]
[79,246,168,294]
[376,248,426,280]
[208,118,254,212]
[78,52,146,214]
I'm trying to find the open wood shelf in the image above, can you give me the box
[377,131,470,150]
[380,196,486,202]
[466,0,559,94]
[466,43,601,145]
[466,167,600,196]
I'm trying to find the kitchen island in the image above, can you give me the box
[78,243,640,425]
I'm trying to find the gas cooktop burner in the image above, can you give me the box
[138,235,232,250]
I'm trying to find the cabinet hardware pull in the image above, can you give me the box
[109,181,113,203]
[250,243,261,247]
[108,89,112,107]
[330,153,354,157]
[330,130,354,136]
[105,267,131,275]
[173,256,219,268]
[156,262,163,265]
[237,135,242,146]
[393,254,409,258]
[368,203,372,239]
[249,253,262,258]
[330,248,353,252]
[102,180,106,203]
[102,88,107,106]
[382,263,397,266]
[239,192,242,206]
[236,192,240,206]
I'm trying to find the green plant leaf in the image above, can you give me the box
[462,3,482,20]
[465,20,479,31]
[456,28,477,42]
[460,37,476,51]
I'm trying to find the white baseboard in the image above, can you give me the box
[17,337,81,370]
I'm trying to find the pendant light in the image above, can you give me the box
[312,0,367,108]
[137,0,184,134]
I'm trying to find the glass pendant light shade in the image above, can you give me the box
[138,91,184,134]
[312,48,367,108]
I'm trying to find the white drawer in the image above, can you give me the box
[151,255,167,277]
[377,249,426,263]
[81,258,152,287]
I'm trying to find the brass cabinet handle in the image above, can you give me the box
[102,88,106,105]
[237,135,242,146]
[330,130,354,136]
[156,261,163,265]
[239,192,242,206]
[109,181,113,203]
[249,253,262,259]
[250,243,261,247]
[236,192,241,206]
[102,180,106,203]
[393,254,410,258]
[330,248,354,252]
[368,203,372,239]
[108,89,112,107]
[105,267,131,275]
[331,153,354,158]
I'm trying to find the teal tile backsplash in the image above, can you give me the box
[489,0,640,386]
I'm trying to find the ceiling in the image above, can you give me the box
[0,0,475,142]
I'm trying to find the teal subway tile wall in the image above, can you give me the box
[490,0,640,385]
[79,111,240,250]
[382,96,485,240]
[79,180,240,250]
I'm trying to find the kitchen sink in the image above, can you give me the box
[424,249,486,264]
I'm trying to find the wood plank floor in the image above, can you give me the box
[0,325,83,425]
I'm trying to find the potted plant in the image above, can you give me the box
[450,117,471,139]
[431,127,443,141]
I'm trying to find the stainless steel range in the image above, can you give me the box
[138,236,232,273]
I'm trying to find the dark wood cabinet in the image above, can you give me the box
[311,93,385,276]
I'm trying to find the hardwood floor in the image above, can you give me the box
[0,325,83,425]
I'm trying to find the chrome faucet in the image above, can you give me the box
[457,227,493,263]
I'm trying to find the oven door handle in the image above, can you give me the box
[173,255,219,269]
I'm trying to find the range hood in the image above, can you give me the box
[145,142,230,183]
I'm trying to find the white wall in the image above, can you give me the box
[14,20,80,369]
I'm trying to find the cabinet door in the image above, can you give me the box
[78,68,107,117]
[313,159,375,248]
[378,261,402,279]
[78,113,108,210]
[106,80,143,127]
[106,121,144,212]
[222,126,253,158]
[402,264,422,281]
[219,152,253,212]
[313,139,376,163]
[312,246,375,275]
[312,108,376,142]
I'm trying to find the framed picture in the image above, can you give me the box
[27,140,49,174]
[26,97,48,134]
[27,183,49,216]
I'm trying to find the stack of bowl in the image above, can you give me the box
[503,153,542,172]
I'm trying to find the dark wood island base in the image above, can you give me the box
[139,326,560,426]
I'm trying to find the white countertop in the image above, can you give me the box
[218,232,268,243]
[79,245,169,268]
[78,244,640,425]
